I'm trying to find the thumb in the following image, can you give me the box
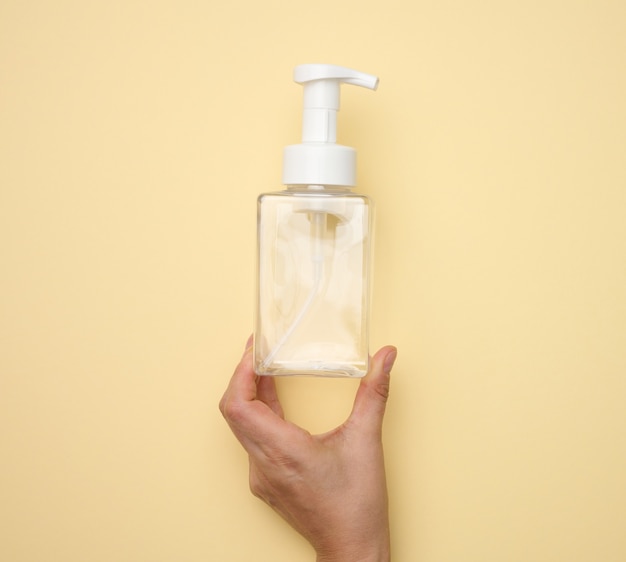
[348,346,397,435]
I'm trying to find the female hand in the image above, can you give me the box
[220,339,397,561]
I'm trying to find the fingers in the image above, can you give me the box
[222,335,284,418]
[257,375,285,419]
[348,346,397,436]
[219,339,258,409]
[219,337,292,457]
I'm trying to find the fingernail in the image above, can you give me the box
[383,349,397,373]
[244,334,254,352]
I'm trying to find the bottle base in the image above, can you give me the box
[255,360,368,378]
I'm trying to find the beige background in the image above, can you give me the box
[1,1,625,561]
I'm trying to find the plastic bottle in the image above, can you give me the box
[254,64,379,377]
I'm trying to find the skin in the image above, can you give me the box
[220,338,397,561]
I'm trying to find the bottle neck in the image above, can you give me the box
[286,184,352,194]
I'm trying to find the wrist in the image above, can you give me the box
[316,549,390,562]
[315,535,390,562]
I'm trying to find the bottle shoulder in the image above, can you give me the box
[258,189,372,204]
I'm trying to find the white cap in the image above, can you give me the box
[282,64,379,187]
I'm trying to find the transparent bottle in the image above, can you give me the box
[255,185,373,377]
[253,64,379,377]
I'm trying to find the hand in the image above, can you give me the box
[219,338,397,562]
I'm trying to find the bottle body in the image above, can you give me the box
[254,186,373,377]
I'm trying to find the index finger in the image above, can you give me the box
[219,338,257,406]
[219,341,298,457]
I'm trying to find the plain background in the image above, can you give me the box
[1,1,625,561]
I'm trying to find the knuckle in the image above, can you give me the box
[375,381,390,401]
[219,397,245,423]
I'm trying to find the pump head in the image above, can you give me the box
[282,64,379,187]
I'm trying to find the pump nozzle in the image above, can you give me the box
[295,64,378,144]
[283,64,379,187]
[294,64,379,91]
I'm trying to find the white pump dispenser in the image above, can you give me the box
[283,64,379,187]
